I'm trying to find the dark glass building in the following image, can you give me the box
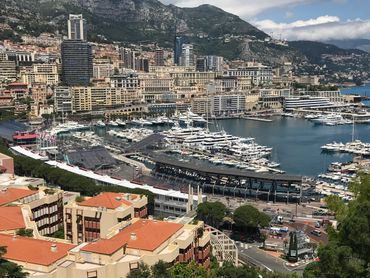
[174,35,188,65]
[61,40,93,86]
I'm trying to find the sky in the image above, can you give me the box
[160,0,370,41]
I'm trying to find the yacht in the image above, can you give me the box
[50,121,89,135]
[95,120,106,128]
[312,113,347,126]
[131,118,153,126]
[115,119,126,127]
[178,109,207,126]
[108,120,119,127]
[305,114,320,120]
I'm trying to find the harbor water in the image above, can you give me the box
[212,117,370,177]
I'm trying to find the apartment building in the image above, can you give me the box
[71,86,142,112]
[54,87,73,114]
[191,97,211,115]
[19,63,60,86]
[64,192,148,244]
[110,73,140,92]
[0,218,211,277]
[0,59,17,82]
[225,63,273,86]
[171,72,217,88]
[139,73,174,102]
[0,186,64,236]
[93,63,113,79]
[211,95,246,115]
[30,83,50,104]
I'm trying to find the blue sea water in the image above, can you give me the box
[212,96,370,177]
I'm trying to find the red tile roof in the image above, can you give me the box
[0,206,26,231]
[0,188,37,206]
[79,192,134,209]
[81,219,183,255]
[0,234,75,266]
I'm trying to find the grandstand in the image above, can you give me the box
[66,146,116,170]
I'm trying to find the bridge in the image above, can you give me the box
[151,154,305,203]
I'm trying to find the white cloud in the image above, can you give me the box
[254,17,370,41]
[161,0,318,18]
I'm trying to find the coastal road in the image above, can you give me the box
[238,245,307,275]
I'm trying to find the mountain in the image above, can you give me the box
[1,0,370,83]
[325,39,370,53]
[289,41,370,84]
[0,0,303,62]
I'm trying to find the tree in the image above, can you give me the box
[170,261,208,278]
[197,202,227,228]
[216,262,259,278]
[304,172,370,278]
[151,260,171,278]
[127,262,151,278]
[233,205,271,231]
[16,228,33,237]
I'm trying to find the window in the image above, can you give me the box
[87,271,97,278]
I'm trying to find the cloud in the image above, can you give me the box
[161,0,318,18]
[254,16,370,41]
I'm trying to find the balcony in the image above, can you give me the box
[197,245,211,260]
[198,231,211,247]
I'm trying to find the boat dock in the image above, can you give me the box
[243,117,273,122]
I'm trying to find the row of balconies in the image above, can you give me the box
[196,245,211,261]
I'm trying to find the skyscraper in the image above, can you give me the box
[155,49,165,66]
[179,44,194,67]
[61,40,93,86]
[68,14,86,41]
[174,35,187,65]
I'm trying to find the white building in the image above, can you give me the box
[68,14,86,41]
[180,44,194,67]
[225,63,273,86]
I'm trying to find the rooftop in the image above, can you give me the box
[81,219,183,255]
[79,192,136,209]
[0,234,75,266]
[0,206,26,231]
[0,188,36,206]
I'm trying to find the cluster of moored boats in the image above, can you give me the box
[107,128,153,142]
[321,140,370,156]
[94,111,207,128]
[162,126,282,173]
[305,113,353,126]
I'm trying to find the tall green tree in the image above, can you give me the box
[127,262,151,278]
[151,260,171,278]
[233,205,271,231]
[197,202,227,228]
[304,172,370,278]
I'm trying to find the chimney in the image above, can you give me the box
[130,233,137,241]
[51,244,58,252]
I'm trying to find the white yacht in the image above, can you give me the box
[312,113,348,126]
[50,121,88,135]
[115,119,126,127]
[95,120,106,128]
[131,118,153,126]
[108,120,119,127]
[178,109,207,126]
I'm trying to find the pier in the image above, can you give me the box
[243,117,273,122]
